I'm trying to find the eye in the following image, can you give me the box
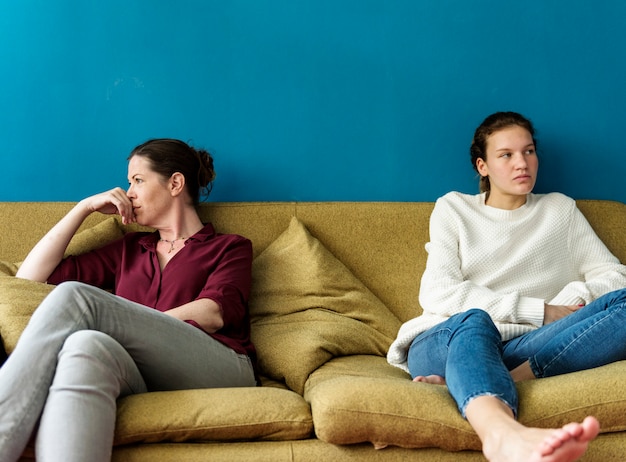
[525,148,536,155]
[500,152,512,158]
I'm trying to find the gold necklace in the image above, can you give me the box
[158,237,186,253]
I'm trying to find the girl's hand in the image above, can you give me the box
[543,303,584,325]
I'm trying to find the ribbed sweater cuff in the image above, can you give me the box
[517,297,544,327]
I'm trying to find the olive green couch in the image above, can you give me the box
[1,200,625,461]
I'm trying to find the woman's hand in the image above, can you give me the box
[543,303,584,325]
[81,187,135,225]
[16,187,133,282]
[164,299,224,333]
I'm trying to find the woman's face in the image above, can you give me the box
[126,155,173,227]
[476,125,538,209]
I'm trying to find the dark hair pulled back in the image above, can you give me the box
[129,138,215,206]
[470,112,536,193]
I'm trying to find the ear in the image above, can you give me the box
[169,172,186,197]
[476,158,488,178]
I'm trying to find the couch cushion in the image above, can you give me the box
[305,355,626,451]
[64,216,124,257]
[0,217,124,277]
[0,261,19,277]
[305,355,480,451]
[249,216,401,394]
[0,218,124,353]
[0,277,55,354]
[114,386,313,445]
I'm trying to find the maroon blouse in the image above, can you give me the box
[48,223,255,358]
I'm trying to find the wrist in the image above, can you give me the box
[73,200,95,218]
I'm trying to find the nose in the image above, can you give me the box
[514,152,528,169]
[126,185,135,198]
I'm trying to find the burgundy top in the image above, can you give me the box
[48,223,255,358]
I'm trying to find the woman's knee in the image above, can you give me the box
[41,281,94,310]
[58,330,146,393]
[53,281,102,301]
[60,330,118,359]
[36,281,110,324]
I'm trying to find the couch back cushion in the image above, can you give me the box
[1,200,625,324]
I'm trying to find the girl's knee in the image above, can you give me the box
[460,308,495,327]
[456,309,501,340]
[611,287,626,306]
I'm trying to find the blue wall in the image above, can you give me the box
[2,1,625,202]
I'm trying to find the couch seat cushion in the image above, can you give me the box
[304,355,480,451]
[249,216,401,395]
[114,386,313,445]
[305,355,626,451]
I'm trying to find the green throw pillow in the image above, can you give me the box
[249,216,401,394]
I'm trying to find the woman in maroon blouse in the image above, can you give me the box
[0,139,256,462]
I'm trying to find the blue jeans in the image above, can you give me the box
[0,281,256,462]
[407,287,626,418]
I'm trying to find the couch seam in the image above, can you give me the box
[312,405,475,435]
[116,418,314,435]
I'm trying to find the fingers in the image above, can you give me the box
[84,188,135,224]
[544,304,584,324]
[108,187,135,224]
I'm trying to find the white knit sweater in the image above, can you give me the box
[387,192,626,373]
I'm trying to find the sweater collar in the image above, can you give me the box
[480,193,536,220]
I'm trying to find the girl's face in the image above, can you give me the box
[126,155,174,227]
[476,125,538,210]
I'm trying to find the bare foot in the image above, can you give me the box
[483,416,599,462]
[534,416,600,460]
[412,374,446,385]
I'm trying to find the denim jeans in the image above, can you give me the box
[0,281,256,462]
[407,287,626,418]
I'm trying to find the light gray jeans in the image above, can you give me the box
[0,281,256,462]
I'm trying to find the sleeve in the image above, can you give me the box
[47,238,123,290]
[197,236,253,330]
[549,203,626,305]
[418,197,544,327]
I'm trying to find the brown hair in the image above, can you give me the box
[129,138,215,206]
[470,112,536,193]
